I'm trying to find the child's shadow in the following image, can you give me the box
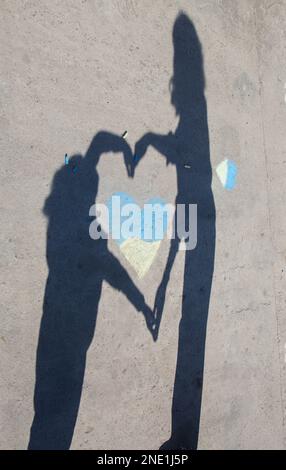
[134,13,216,449]
[28,132,154,450]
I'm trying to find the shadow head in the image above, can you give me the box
[170,12,206,116]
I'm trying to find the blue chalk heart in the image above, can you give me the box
[106,192,169,246]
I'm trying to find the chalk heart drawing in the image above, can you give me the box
[106,192,169,278]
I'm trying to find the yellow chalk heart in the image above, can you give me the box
[120,238,161,278]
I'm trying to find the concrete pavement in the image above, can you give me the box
[1,0,286,449]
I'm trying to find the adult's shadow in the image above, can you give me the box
[28,132,154,450]
[134,13,216,449]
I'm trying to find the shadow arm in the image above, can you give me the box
[153,233,180,336]
[86,131,133,176]
[104,251,155,337]
[134,132,174,167]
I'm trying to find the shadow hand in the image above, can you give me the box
[140,303,157,341]
[152,281,167,340]
[133,134,150,170]
[122,139,134,178]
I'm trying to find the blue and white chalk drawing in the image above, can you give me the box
[216,159,237,190]
[106,192,169,278]
[106,192,169,245]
